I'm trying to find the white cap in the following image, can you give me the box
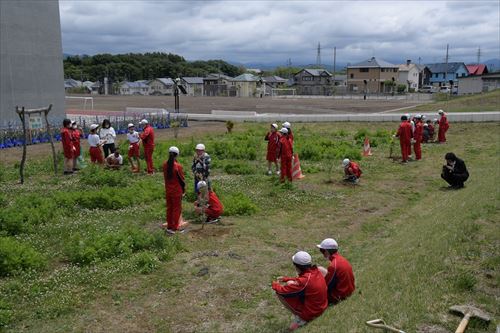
[140,119,148,125]
[90,124,99,130]
[280,127,288,134]
[421,115,426,119]
[415,114,422,119]
[195,143,205,151]
[405,113,410,118]
[71,120,77,125]
[169,146,179,154]
[433,118,438,122]
[316,238,339,250]
[197,180,207,188]
[127,123,134,128]
[438,109,444,114]
[282,121,291,129]
[292,251,312,265]
[423,123,428,127]
[271,123,278,129]
[342,158,350,167]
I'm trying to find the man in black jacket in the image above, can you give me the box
[441,152,469,189]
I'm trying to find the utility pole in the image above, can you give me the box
[333,47,336,86]
[477,46,481,65]
[316,42,322,68]
[444,44,449,87]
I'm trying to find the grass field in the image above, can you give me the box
[0,122,498,332]
[405,89,500,113]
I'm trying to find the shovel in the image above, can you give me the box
[366,319,406,333]
[449,305,491,333]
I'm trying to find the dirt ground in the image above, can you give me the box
[65,94,423,115]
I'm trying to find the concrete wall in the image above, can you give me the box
[457,76,483,95]
[0,0,65,125]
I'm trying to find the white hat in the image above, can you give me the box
[280,127,288,134]
[405,113,411,118]
[140,119,148,125]
[316,238,339,250]
[195,143,205,150]
[271,123,278,129]
[90,124,99,130]
[292,251,312,265]
[342,158,350,168]
[433,118,438,122]
[415,114,422,119]
[421,115,427,119]
[423,123,428,127]
[197,180,207,188]
[438,109,444,114]
[127,123,134,128]
[169,146,180,154]
[71,120,77,125]
[282,121,291,129]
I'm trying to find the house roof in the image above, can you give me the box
[263,76,287,83]
[64,78,82,88]
[232,73,260,82]
[332,75,347,81]
[415,64,428,72]
[123,81,149,88]
[426,62,466,74]
[348,57,398,68]
[155,78,174,86]
[297,68,333,77]
[181,77,204,84]
[204,73,233,80]
[466,64,488,76]
[398,63,419,72]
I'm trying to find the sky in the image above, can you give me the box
[59,0,500,66]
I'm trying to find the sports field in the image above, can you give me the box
[0,121,498,332]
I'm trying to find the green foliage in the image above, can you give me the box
[0,237,47,276]
[221,192,258,216]
[0,299,13,327]
[79,165,130,187]
[223,161,255,175]
[132,252,160,274]
[396,84,407,93]
[453,270,477,291]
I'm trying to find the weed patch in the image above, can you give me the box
[0,237,47,276]
[221,192,258,216]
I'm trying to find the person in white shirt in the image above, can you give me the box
[99,119,116,157]
[105,148,123,170]
[88,124,105,164]
[126,123,141,173]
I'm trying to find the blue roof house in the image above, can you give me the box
[426,62,469,86]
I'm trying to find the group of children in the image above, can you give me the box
[265,121,295,182]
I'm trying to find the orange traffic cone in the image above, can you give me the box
[292,153,305,180]
[363,137,372,156]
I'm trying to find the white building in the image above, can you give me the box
[398,60,420,91]
[119,81,150,95]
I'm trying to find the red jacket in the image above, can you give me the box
[272,266,328,321]
[140,124,155,148]
[439,115,449,131]
[414,121,423,142]
[345,161,362,178]
[265,131,280,158]
[396,121,412,143]
[278,135,293,160]
[71,128,81,155]
[163,160,185,196]
[61,127,74,158]
[325,253,355,304]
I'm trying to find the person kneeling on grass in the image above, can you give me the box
[316,238,355,306]
[105,148,123,170]
[441,152,469,189]
[194,181,223,224]
[342,158,362,184]
[272,251,327,331]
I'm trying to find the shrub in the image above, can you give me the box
[222,192,258,216]
[79,165,129,187]
[0,237,47,276]
[133,252,160,274]
[0,299,12,327]
[223,162,255,175]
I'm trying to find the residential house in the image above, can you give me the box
[347,57,399,93]
[398,60,420,91]
[458,71,500,95]
[331,74,347,93]
[64,78,82,91]
[203,73,233,97]
[231,73,263,97]
[119,81,150,95]
[148,78,174,95]
[181,77,204,96]
[415,64,431,87]
[293,69,333,95]
[466,64,489,76]
[262,75,287,95]
[426,62,468,87]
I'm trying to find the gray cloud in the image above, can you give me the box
[60,0,500,65]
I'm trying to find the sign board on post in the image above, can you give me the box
[28,115,44,129]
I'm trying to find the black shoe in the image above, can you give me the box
[63,171,74,175]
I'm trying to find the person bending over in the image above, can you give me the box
[441,152,469,189]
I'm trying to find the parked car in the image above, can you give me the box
[419,85,437,93]
[439,86,451,94]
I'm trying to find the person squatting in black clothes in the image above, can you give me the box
[441,152,469,189]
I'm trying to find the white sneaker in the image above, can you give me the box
[267,170,272,175]
[165,229,176,235]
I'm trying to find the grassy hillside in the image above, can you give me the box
[407,89,500,113]
[0,122,498,332]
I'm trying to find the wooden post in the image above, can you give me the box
[43,104,57,175]
[15,106,27,184]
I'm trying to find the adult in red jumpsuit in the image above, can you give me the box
[413,115,423,160]
[342,158,362,183]
[278,127,293,182]
[272,251,328,331]
[163,146,186,234]
[194,181,224,223]
[265,123,280,175]
[140,119,155,174]
[396,115,412,163]
[71,121,82,171]
[437,110,449,143]
[317,238,355,305]
[61,119,75,174]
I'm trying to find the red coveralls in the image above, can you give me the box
[428,124,435,141]
[272,266,328,322]
[163,160,185,231]
[438,114,449,143]
[197,190,224,219]
[71,128,81,157]
[61,127,74,159]
[345,161,362,178]
[396,121,412,162]
[265,131,280,162]
[413,121,423,160]
[278,135,293,182]
[324,253,355,304]
[140,124,155,173]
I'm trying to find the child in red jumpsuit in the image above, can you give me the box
[163,146,188,234]
[61,119,75,174]
[265,123,280,175]
[278,127,293,182]
[194,180,224,223]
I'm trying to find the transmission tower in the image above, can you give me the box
[477,47,481,64]
[316,42,322,67]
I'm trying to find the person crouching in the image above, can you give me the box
[342,158,362,184]
[194,181,224,224]
[105,148,123,170]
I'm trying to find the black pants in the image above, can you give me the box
[103,143,116,157]
[441,172,468,188]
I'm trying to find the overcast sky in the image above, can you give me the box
[59,0,500,66]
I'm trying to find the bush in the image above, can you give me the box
[79,165,130,187]
[0,237,47,276]
[133,252,160,274]
[0,299,12,327]
[222,192,258,216]
[223,162,255,175]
